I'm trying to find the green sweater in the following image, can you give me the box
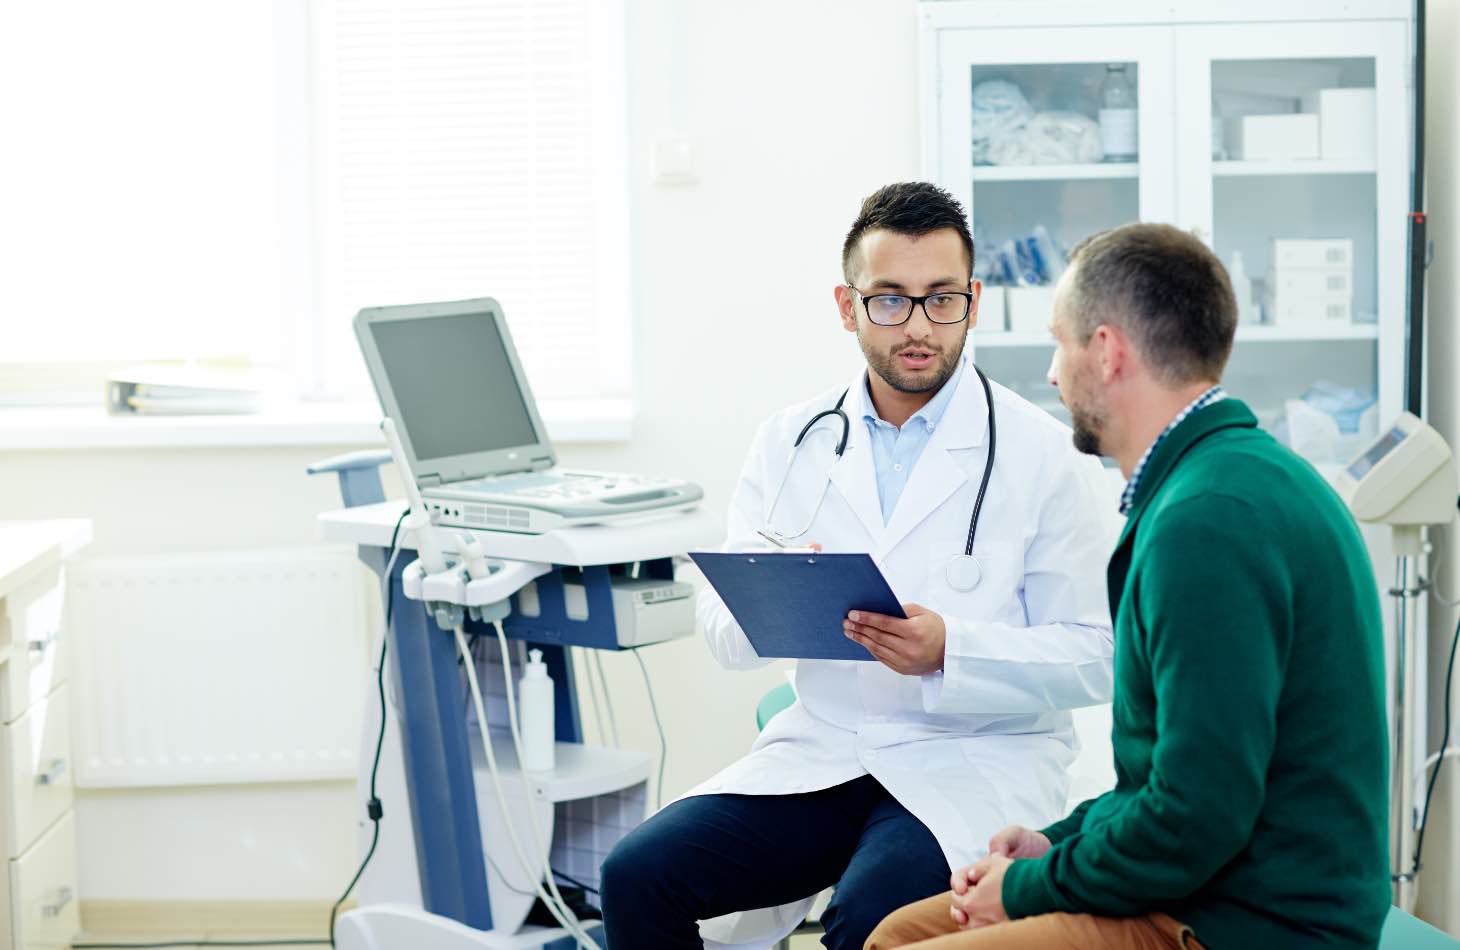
[1002,399,1390,949]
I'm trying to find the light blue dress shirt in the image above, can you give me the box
[861,357,967,523]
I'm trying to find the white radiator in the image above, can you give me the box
[66,546,370,787]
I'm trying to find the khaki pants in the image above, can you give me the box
[864,892,1208,950]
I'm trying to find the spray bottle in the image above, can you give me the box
[520,649,556,772]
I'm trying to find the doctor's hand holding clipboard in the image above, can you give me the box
[689,546,950,675]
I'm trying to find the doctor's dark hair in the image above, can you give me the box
[841,182,975,284]
[1065,223,1237,385]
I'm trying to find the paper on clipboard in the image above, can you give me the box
[689,551,907,661]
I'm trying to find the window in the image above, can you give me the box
[0,0,631,409]
[313,0,631,402]
[0,0,311,403]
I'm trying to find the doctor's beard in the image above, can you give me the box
[858,329,967,395]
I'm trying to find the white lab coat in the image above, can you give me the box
[691,356,1116,949]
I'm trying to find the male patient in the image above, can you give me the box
[868,223,1389,949]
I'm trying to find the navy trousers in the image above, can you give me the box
[599,774,951,950]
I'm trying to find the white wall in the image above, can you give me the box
[556,0,924,805]
[0,0,924,903]
[1419,0,1460,934]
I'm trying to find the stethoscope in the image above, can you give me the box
[761,365,997,593]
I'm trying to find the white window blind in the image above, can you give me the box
[0,0,312,401]
[315,0,631,402]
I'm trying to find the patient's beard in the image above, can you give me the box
[1066,391,1107,457]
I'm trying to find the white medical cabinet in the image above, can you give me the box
[921,0,1412,468]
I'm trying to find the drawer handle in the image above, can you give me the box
[41,885,74,918]
[36,758,67,786]
[26,632,59,656]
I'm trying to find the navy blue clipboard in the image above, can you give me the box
[689,552,907,661]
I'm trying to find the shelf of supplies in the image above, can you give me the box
[1213,158,1376,177]
[971,162,1139,182]
[974,324,1378,349]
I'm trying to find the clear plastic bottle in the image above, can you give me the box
[519,648,556,772]
[1211,92,1226,160]
[1098,64,1137,161]
[1229,251,1257,325]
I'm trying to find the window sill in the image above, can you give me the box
[0,399,634,451]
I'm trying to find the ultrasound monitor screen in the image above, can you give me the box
[369,312,539,463]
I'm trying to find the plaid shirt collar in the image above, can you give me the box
[1119,386,1228,515]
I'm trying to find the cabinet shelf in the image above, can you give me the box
[1234,324,1379,342]
[971,162,1139,182]
[974,324,1378,349]
[1213,158,1376,177]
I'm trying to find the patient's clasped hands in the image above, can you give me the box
[949,825,1052,930]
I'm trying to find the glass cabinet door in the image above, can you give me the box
[1174,20,1409,469]
[929,26,1175,421]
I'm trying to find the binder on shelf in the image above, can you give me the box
[105,362,267,416]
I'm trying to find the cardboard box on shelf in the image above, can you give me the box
[974,286,1007,333]
[1273,268,1352,299]
[1273,238,1353,270]
[1005,285,1057,335]
[1270,293,1352,326]
[1299,87,1377,163]
[1226,113,1320,161]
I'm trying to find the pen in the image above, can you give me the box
[755,530,820,555]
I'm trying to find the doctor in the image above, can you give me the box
[599,182,1115,950]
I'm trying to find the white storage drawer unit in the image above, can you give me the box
[0,522,89,950]
[1,567,68,727]
[3,688,74,861]
[8,814,79,950]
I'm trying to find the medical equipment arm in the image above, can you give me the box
[696,421,777,671]
[1002,497,1282,918]
[922,456,1115,715]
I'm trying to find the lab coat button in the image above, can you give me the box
[864,749,879,760]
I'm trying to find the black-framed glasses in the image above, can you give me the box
[850,287,974,327]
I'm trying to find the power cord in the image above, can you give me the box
[593,650,620,746]
[328,509,410,948]
[1408,498,1460,875]
[1412,608,1460,874]
[631,649,669,811]
[455,623,602,949]
[579,646,608,745]
[90,513,411,950]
